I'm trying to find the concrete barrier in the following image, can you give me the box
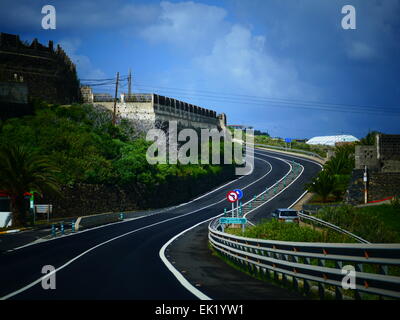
[75,212,121,231]
[74,208,172,231]
[0,212,12,228]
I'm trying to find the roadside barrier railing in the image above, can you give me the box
[209,219,400,300]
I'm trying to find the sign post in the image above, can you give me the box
[29,191,35,225]
[285,138,292,150]
[226,190,238,214]
[233,189,243,218]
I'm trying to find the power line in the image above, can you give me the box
[134,85,400,116]
[79,76,399,116]
[134,82,400,115]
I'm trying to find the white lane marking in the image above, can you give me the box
[242,156,303,222]
[288,190,309,209]
[255,147,323,168]
[158,148,323,299]
[159,151,303,299]
[8,156,263,252]
[244,160,304,222]
[1,155,272,300]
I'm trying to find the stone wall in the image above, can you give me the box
[368,172,400,202]
[355,145,379,170]
[346,169,400,204]
[0,81,33,120]
[0,33,81,105]
[345,169,364,205]
[37,165,235,218]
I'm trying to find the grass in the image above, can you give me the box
[225,218,356,243]
[315,203,400,243]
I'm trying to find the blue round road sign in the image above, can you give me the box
[233,189,243,200]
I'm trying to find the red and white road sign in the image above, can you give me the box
[226,190,238,203]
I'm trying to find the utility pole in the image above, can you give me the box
[363,165,368,204]
[128,68,132,96]
[112,72,119,125]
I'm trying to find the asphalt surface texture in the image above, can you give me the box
[0,148,321,300]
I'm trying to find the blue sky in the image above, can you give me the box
[1,0,399,139]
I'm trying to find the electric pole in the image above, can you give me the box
[112,72,119,126]
[128,68,132,96]
[364,165,368,204]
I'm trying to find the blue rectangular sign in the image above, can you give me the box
[285,138,292,143]
[220,217,247,224]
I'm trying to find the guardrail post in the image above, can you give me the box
[224,208,227,216]
[318,283,325,300]
[335,286,343,300]
[354,290,362,300]
[282,274,288,286]
[379,265,388,275]
[60,223,64,235]
[120,212,124,220]
[71,221,75,233]
[293,277,299,291]
[51,224,56,237]
[355,263,364,273]
[303,279,311,295]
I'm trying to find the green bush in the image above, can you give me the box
[0,102,235,192]
[227,219,356,243]
[316,205,400,243]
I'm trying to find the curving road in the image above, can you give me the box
[0,148,321,300]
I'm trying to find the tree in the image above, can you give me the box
[0,144,61,226]
[359,131,380,146]
[325,144,355,175]
[306,170,336,203]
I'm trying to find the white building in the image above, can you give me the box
[306,135,359,146]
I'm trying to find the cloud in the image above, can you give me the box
[197,24,313,99]
[142,1,317,100]
[140,1,229,53]
[346,41,376,60]
[58,38,106,79]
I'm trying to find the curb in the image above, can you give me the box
[0,227,29,234]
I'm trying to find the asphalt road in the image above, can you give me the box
[0,148,321,300]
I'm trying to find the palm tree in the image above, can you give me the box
[325,144,355,175]
[0,144,61,226]
[306,170,336,203]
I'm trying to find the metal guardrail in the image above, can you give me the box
[209,219,400,299]
[253,143,326,160]
[298,212,370,244]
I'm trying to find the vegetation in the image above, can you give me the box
[0,102,232,186]
[306,144,355,203]
[0,101,235,221]
[254,134,328,157]
[359,131,380,145]
[226,219,356,243]
[0,144,61,226]
[315,204,400,243]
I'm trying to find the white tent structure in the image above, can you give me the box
[306,135,359,146]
